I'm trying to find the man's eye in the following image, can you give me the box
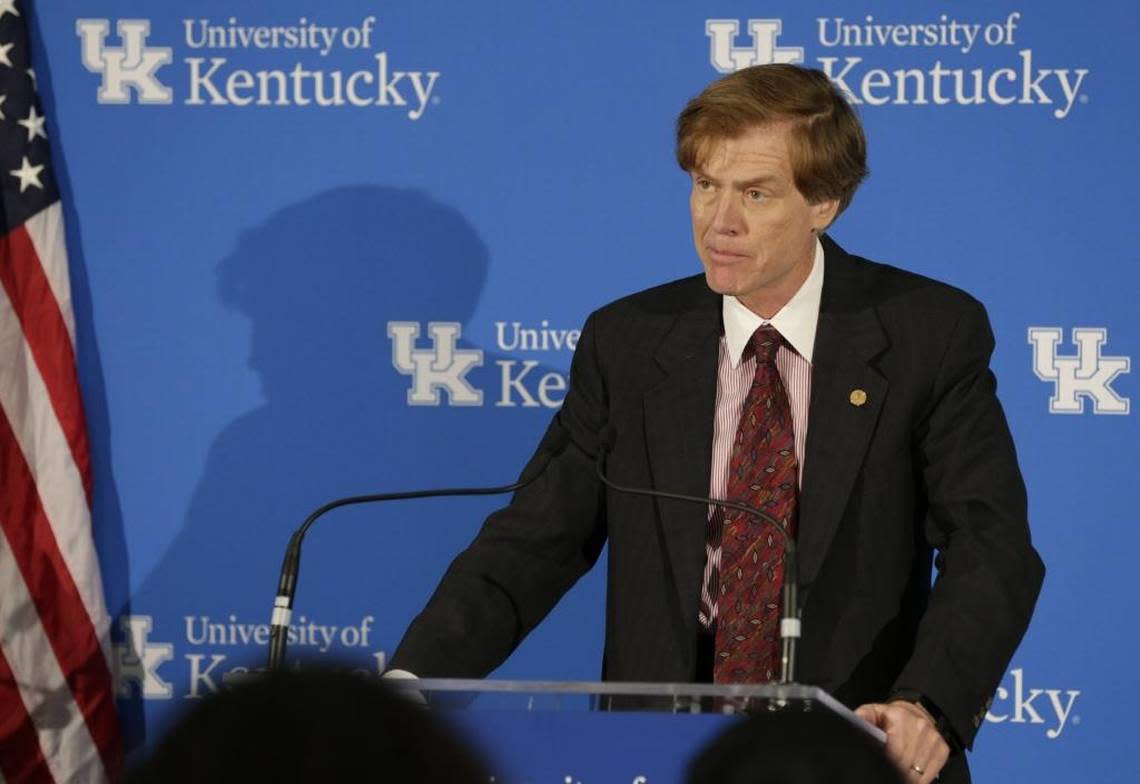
[695,179,714,191]
[746,189,764,202]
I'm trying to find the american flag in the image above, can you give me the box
[0,2,123,781]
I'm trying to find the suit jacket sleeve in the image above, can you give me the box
[892,296,1045,747]
[389,313,610,677]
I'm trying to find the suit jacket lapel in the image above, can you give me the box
[636,243,888,629]
[799,238,889,593]
[642,286,721,631]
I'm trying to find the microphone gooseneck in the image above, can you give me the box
[266,428,570,670]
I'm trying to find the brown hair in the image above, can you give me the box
[676,64,868,218]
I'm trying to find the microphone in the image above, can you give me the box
[593,426,801,684]
[266,426,571,671]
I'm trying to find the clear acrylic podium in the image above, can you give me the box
[385,679,883,783]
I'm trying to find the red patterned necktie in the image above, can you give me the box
[714,324,798,683]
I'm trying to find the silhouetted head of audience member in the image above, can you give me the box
[686,709,905,784]
[124,668,490,783]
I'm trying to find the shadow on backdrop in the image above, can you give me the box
[127,186,562,748]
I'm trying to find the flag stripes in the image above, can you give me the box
[23,207,78,346]
[0,639,54,784]
[0,277,106,638]
[0,219,91,501]
[0,3,123,781]
[0,403,118,782]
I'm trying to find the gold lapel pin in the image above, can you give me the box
[849,389,868,407]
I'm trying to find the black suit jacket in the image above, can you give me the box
[392,237,1044,770]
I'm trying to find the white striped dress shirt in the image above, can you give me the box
[699,239,823,627]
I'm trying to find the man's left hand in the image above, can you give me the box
[855,700,950,783]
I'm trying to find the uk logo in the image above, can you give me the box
[76,19,173,104]
[112,615,174,699]
[705,19,804,73]
[1028,327,1130,414]
[388,321,483,406]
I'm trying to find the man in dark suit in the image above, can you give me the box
[390,65,1043,783]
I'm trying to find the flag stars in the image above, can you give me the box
[0,0,19,19]
[0,93,6,120]
[9,156,44,193]
[18,104,45,141]
[0,41,13,68]
[26,67,35,87]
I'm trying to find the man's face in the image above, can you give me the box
[689,123,838,318]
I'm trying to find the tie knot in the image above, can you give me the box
[750,325,782,365]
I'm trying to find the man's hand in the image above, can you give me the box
[855,700,950,783]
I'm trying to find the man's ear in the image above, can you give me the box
[811,198,840,231]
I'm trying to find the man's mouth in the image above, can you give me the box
[706,246,748,264]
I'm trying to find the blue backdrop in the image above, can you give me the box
[28,0,1138,780]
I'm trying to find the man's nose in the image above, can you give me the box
[709,192,744,235]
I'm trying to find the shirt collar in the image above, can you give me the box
[722,237,824,367]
